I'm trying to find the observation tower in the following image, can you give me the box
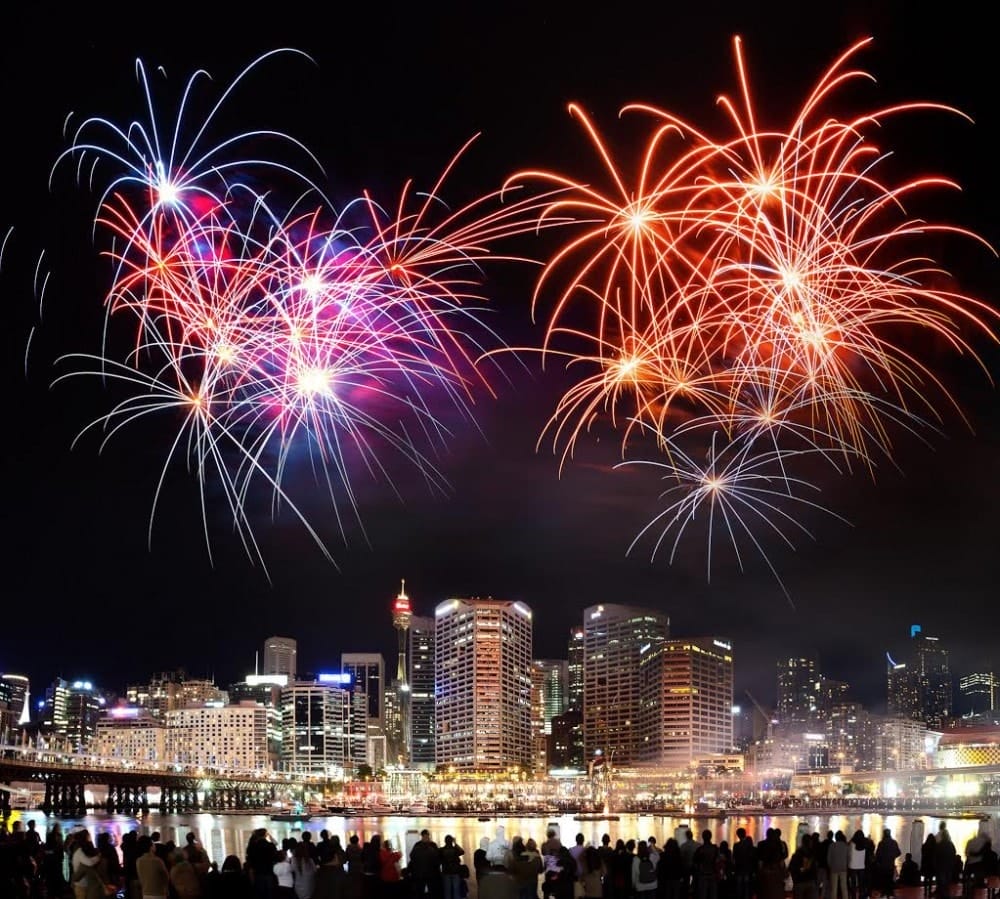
[392,580,412,763]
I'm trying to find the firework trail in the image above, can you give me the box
[46,52,551,572]
[506,35,999,591]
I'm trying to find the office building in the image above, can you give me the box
[263,637,298,681]
[582,603,669,766]
[408,615,436,768]
[776,655,819,724]
[166,703,269,771]
[639,637,734,772]
[435,597,533,772]
[280,680,350,776]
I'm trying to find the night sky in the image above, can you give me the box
[2,3,998,714]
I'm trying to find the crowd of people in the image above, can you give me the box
[1,819,997,899]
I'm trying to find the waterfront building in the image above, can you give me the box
[166,702,268,771]
[934,725,1000,767]
[582,603,669,766]
[92,707,167,763]
[263,636,298,680]
[776,654,819,724]
[434,597,532,772]
[408,614,435,769]
[280,680,350,776]
[639,637,734,772]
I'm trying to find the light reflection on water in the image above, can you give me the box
[9,809,999,866]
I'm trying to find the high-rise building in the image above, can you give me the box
[887,626,953,729]
[166,703,269,771]
[567,628,584,712]
[886,656,922,721]
[340,653,385,728]
[39,678,69,741]
[92,708,167,764]
[66,681,106,752]
[408,615,435,768]
[263,636,298,680]
[911,627,951,728]
[229,675,286,766]
[776,654,819,724]
[435,597,533,772]
[280,680,350,776]
[549,709,584,770]
[960,672,998,717]
[582,603,669,766]
[639,637,734,772]
[0,674,30,727]
[391,580,412,764]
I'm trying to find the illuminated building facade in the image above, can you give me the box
[887,626,953,729]
[391,581,412,764]
[960,672,998,718]
[776,654,819,724]
[0,674,29,728]
[530,660,569,774]
[567,627,584,712]
[639,637,734,772]
[166,702,268,771]
[263,636,298,680]
[341,652,385,764]
[408,615,435,768]
[126,671,228,719]
[92,708,167,763]
[229,675,287,766]
[582,603,669,766]
[434,597,532,772]
[280,680,350,776]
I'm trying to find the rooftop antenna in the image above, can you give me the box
[255,651,259,676]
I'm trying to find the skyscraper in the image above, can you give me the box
[567,628,584,712]
[776,654,819,724]
[911,627,951,728]
[582,603,669,766]
[434,597,533,772]
[280,680,350,775]
[263,636,297,680]
[639,637,734,772]
[341,652,386,767]
[887,626,952,729]
[408,615,435,768]
[0,674,29,727]
[530,659,568,774]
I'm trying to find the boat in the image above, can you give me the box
[270,812,312,822]
[405,803,430,815]
[362,804,395,815]
[574,812,621,822]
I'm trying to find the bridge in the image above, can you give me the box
[0,748,334,816]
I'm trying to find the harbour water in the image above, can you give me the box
[9,807,998,868]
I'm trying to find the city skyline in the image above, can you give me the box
[3,3,999,715]
[3,599,993,721]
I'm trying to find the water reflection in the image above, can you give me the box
[8,809,998,866]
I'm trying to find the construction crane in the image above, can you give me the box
[744,690,775,742]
